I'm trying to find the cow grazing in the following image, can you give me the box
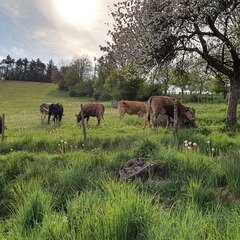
[118,100,147,119]
[76,103,105,125]
[40,103,51,122]
[144,96,195,129]
[48,103,64,124]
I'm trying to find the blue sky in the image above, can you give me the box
[0,0,116,64]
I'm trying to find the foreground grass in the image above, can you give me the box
[1,81,240,239]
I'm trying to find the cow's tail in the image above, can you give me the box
[144,96,153,129]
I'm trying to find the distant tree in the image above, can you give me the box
[52,55,94,96]
[0,55,14,80]
[46,59,54,83]
[0,55,54,82]
[171,66,191,97]
[22,58,29,80]
[93,55,116,100]
[104,66,145,100]
[149,62,172,95]
[52,67,68,90]
[14,58,24,80]
[211,74,229,99]
[71,56,92,81]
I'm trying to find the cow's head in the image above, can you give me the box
[76,112,82,123]
[184,107,195,122]
[118,99,127,106]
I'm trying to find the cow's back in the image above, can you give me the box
[83,103,105,116]
[150,96,175,117]
[119,100,147,116]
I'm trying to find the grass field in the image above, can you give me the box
[1,81,240,239]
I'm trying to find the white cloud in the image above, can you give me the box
[0,0,118,63]
[11,47,25,57]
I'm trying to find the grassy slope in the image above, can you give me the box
[0,81,240,239]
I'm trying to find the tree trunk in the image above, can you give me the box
[181,89,184,98]
[226,77,240,126]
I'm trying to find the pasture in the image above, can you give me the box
[1,81,240,239]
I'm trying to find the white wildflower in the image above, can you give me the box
[64,141,67,144]
[211,148,215,151]
[184,143,188,147]
[188,142,192,145]
[193,142,197,146]
[184,140,188,144]
[187,146,191,150]
[61,140,64,143]
[207,140,210,144]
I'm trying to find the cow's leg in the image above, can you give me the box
[42,113,46,122]
[97,116,101,125]
[167,116,173,128]
[143,116,149,129]
[119,108,125,120]
[47,114,51,124]
[58,114,62,123]
[86,116,90,124]
[40,113,44,122]
[52,115,56,123]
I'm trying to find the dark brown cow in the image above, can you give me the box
[48,103,64,124]
[76,103,105,125]
[118,100,147,119]
[144,96,195,129]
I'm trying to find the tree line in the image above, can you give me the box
[52,54,228,102]
[0,55,55,83]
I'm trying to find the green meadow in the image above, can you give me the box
[1,81,240,239]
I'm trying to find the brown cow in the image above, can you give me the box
[76,103,105,125]
[118,100,147,119]
[144,96,195,129]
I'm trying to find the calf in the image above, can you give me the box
[40,103,51,122]
[48,103,64,124]
[76,103,105,125]
[118,100,147,119]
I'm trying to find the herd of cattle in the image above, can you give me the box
[38,96,195,129]
[0,96,195,135]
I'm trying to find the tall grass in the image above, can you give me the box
[1,81,240,239]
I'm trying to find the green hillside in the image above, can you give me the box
[1,81,240,239]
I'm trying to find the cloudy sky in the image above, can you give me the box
[0,0,117,64]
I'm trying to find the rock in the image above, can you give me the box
[119,157,167,181]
